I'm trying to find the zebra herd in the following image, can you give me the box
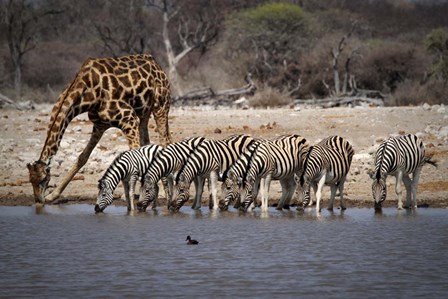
[95,133,436,214]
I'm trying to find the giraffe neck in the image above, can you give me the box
[38,91,84,166]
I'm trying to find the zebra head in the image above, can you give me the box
[137,176,159,212]
[371,173,387,210]
[240,176,255,212]
[220,172,240,211]
[27,161,51,204]
[299,175,312,210]
[171,174,190,211]
[95,180,114,213]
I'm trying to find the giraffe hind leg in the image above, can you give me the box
[153,103,172,147]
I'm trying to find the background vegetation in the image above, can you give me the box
[1,0,447,106]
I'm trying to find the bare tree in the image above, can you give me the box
[328,22,360,96]
[1,0,61,99]
[94,0,156,58]
[323,22,359,96]
[146,0,219,96]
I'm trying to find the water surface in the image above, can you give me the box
[1,205,447,298]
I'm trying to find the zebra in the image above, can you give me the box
[136,137,207,212]
[369,134,436,210]
[297,135,354,213]
[236,135,310,212]
[95,144,164,213]
[219,139,264,211]
[172,134,254,211]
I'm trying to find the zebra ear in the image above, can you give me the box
[367,170,376,180]
[237,177,243,186]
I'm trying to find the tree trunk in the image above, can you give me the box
[162,10,182,96]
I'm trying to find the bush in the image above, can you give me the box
[248,84,293,108]
[357,41,428,93]
[389,79,448,106]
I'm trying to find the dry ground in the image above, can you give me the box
[0,104,447,209]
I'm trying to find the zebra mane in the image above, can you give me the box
[221,139,257,181]
[299,145,314,187]
[242,140,263,185]
[175,138,205,183]
[375,139,390,181]
[99,151,127,184]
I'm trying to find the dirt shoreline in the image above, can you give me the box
[1,104,447,209]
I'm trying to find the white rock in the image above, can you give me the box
[439,126,448,138]
[422,103,431,111]
[425,125,441,135]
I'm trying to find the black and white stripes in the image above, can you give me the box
[237,135,310,212]
[370,134,436,209]
[136,136,207,211]
[298,136,354,213]
[172,134,254,211]
[95,144,163,212]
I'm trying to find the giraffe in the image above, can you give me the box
[27,54,172,205]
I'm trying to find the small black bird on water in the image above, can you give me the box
[186,235,199,245]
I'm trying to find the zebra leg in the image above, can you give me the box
[261,175,271,212]
[277,178,289,210]
[285,176,297,209]
[315,174,327,213]
[328,184,337,211]
[310,182,318,206]
[338,179,347,210]
[209,172,220,210]
[192,177,205,210]
[166,175,174,209]
[123,180,132,211]
[411,167,422,208]
[128,175,138,211]
[395,171,404,210]
[402,174,412,209]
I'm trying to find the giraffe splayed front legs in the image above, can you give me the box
[28,54,172,204]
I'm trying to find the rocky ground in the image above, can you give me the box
[1,103,447,209]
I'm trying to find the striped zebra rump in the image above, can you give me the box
[96,143,163,213]
[239,135,309,211]
[137,137,207,212]
[371,134,433,210]
[373,134,425,180]
[299,136,354,211]
[172,134,254,211]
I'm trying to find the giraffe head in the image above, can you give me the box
[27,160,51,204]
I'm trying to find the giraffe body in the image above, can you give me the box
[27,54,172,204]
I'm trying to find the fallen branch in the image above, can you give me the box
[174,73,256,103]
[0,93,34,110]
[294,96,384,108]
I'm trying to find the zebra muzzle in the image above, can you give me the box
[94,204,103,213]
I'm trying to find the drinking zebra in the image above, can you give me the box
[298,136,354,213]
[370,134,436,210]
[95,144,164,213]
[172,134,254,211]
[136,137,207,212]
[219,139,264,211]
[236,135,310,212]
